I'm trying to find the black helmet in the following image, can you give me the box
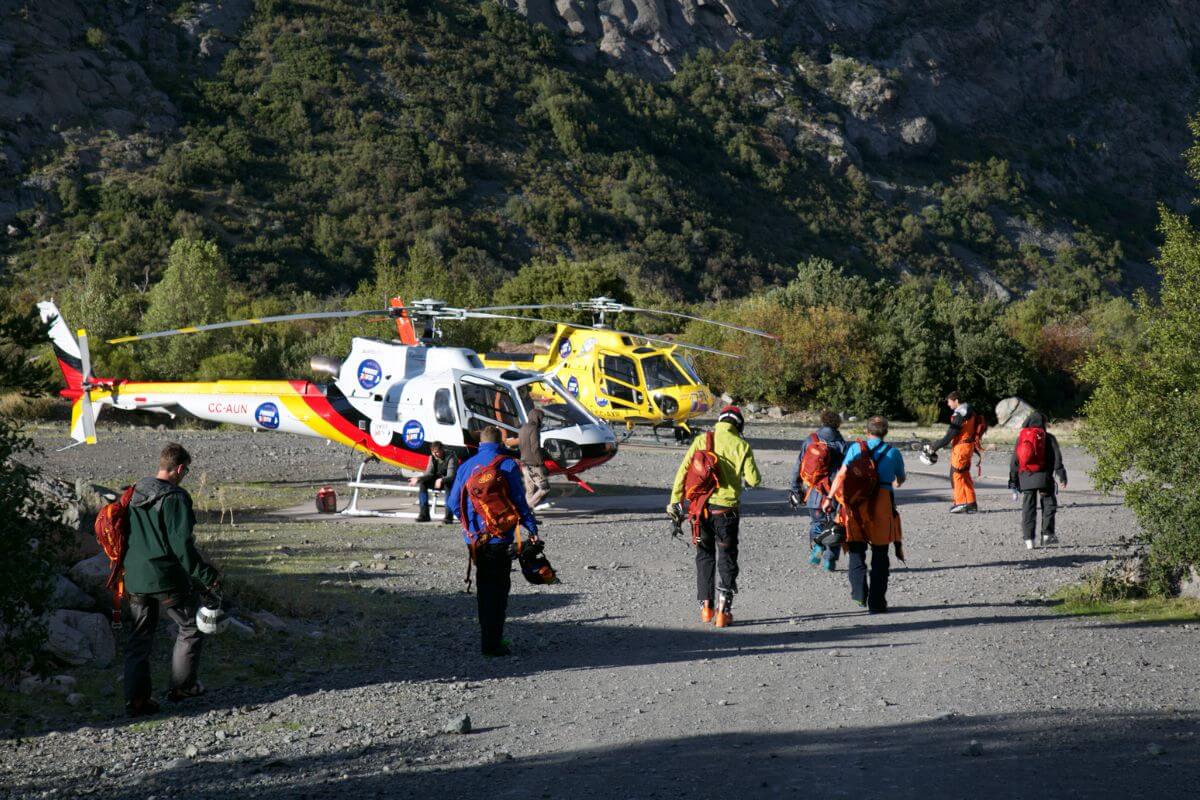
[516,540,558,585]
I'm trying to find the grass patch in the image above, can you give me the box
[1051,585,1200,623]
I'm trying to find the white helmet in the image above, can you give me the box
[196,599,229,635]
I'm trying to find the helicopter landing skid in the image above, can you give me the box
[341,458,440,519]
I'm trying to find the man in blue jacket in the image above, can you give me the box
[447,426,540,657]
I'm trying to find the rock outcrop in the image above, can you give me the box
[504,0,1200,207]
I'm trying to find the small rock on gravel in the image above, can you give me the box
[963,740,984,757]
[1147,743,1165,756]
[443,714,471,734]
[185,745,199,758]
[166,757,192,770]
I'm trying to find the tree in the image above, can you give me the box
[139,238,229,379]
[1081,205,1200,595]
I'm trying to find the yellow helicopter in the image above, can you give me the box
[479,298,777,440]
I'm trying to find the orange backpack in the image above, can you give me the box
[799,433,834,500]
[682,432,721,543]
[460,456,521,545]
[93,485,135,626]
[840,440,888,508]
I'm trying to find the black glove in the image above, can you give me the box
[788,490,801,509]
[666,502,684,523]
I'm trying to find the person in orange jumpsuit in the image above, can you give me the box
[923,391,986,514]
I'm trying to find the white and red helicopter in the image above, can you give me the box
[37,299,619,489]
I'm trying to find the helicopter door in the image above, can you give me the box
[457,375,523,440]
[596,352,643,410]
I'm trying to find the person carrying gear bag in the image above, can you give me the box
[825,416,905,614]
[408,441,459,523]
[923,391,987,513]
[790,410,847,571]
[1008,411,1068,549]
[668,406,762,628]
[123,443,221,717]
[446,426,540,657]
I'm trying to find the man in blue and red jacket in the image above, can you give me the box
[447,426,539,656]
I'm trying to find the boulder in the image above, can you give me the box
[995,397,1037,429]
[1178,566,1200,600]
[69,553,111,592]
[50,575,95,610]
[767,406,785,419]
[44,610,115,667]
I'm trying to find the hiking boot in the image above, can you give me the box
[964,503,978,514]
[808,543,823,565]
[1025,539,1035,550]
[700,601,715,624]
[822,555,836,572]
[949,504,968,514]
[1042,533,1059,546]
[441,508,455,525]
[415,505,431,523]
[852,597,867,608]
[482,640,512,657]
[868,605,888,614]
[166,682,206,703]
[126,698,161,718]
[713,610,733,628]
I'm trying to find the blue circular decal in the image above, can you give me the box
[255,402,280,430]
[357,359,382,390]
[559,340,572,359]
[402,419,425,449]
[566,376,579,396]
[596,397,608,407]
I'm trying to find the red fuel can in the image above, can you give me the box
[315,486,337,513]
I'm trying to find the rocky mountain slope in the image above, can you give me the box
[511,0,1200,209]
[1,0,1197,305]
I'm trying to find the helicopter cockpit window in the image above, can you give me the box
[641,354,688,390]
[460,378,521,431]
[600,354,641,405]
[516,379,594,430]
[672,353,702,385]
[434,388,456,425]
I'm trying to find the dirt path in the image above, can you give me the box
[5,426,1199,798]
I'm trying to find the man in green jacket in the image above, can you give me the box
[668,406,762,627]
[123,443,220,716]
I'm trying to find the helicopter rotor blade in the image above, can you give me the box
[76,329,97,445]
[473,301,777,340]
[107,310,390,344]
[615,306,779,340]
[461,310,742,358]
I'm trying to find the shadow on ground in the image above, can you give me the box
[42,709,1200,799]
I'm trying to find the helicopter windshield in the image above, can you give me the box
[641,354,689,390]
[517,379,596,430]
[672,353,702,385]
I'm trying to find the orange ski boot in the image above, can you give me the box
[700,601,715,624]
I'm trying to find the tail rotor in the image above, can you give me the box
[75,329,98,445]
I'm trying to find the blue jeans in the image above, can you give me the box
[808,507,839,564]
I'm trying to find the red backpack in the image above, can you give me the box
[682,432,721,543]
[799,433,834,499]
[1016,427,1047,473]
[460,456,521,545]
[93,486,135,626]
[840,440,887,508]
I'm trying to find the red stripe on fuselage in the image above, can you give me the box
[287,380,427,471]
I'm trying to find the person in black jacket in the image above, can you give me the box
[1008,412,1068,549]
[408,441,459,523]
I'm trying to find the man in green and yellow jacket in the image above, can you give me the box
[123,443,221,716]
[669,406,762,627]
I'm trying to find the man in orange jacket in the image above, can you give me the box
[923,391,986,514]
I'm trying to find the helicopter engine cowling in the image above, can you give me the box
[310,355,343,378]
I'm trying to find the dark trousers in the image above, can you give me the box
[124,591,203,705]
[696,509,739,608]
[808,506,839,564]
[847,542,890,611]
[1021,488,1058,540]
[474,544,513,653]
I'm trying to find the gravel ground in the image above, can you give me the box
[4,424,1199,798]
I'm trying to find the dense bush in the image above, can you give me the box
[1082,202,1200,595]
